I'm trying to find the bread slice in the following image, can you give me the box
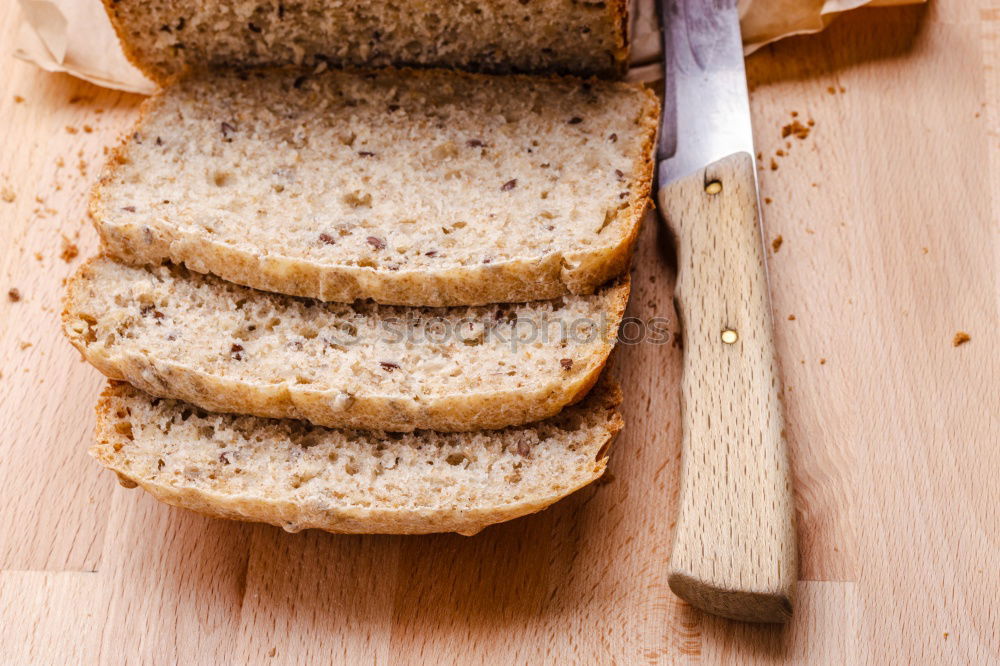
[64,257,628,432]
[92,67,658,307]
[93,380,623,535]
[102,0,629,84]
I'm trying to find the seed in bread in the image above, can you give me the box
[64,257,629,432]
[91,67,659,306]
[92,379,624,535]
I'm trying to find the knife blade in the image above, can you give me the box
[655,0,798,623]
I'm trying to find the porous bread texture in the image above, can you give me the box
[92,67,659,307]
[64,257,629,432]
[102,0,629,84]
[93,380,624,535]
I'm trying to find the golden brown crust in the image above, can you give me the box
[91,380,624,535]
[89,69,658,307]
[63,259,630,432]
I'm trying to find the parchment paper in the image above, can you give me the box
[14,0,923,95]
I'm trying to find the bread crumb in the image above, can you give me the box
[827,86,836,94]
[83,124,94,133]
[764,197,772,204]
[34,252,43,262]
[819,358,826,365]
[8,288,21,302]
[14,95,25,103]
[775,149,785,157]
[943,632,949,639]
[839,86,846,93]
[922,247,929,254]
[65,125,78,134]
[771,235,783,252]
[770,158,778,171]
[782,119,811,140]
[788,314,795,321]
[791,111,798,117]
[19,341,32,350]
[1,186,14,203]
[952,332,971,347]
[60,235,80,263]
[56,157,65,168]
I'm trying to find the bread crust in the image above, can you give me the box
[101,0,631,85]
[91,381,624,535]
[89,67,658,307]
[63,256,630,432]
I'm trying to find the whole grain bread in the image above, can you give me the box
[91,67,658,307]
[102,0,629,84]
[64,257,628,432]
[93,379,623,535]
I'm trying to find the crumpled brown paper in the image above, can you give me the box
[14,0,923,95]
[15,0,157,94]
[741,0,922,52]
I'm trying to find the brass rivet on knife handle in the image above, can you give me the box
[658,151,797,623]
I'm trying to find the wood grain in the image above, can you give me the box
[658,152,796,623]
[0,1,997,662]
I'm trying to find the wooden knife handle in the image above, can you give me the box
[657,152,797,623]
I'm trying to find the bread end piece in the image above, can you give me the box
[101,0,631,85]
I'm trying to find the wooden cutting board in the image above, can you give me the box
[1,1,996,662]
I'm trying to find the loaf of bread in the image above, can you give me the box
[94,379,623,535]
[102,0,629,83]
[64,257,628,432]
[92,67,658,306]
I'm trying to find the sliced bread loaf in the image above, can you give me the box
[103,0,629,84]
[93,380,623,535]
[92,67,658,306]
[64,257,628,432]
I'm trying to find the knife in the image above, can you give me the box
[655,0,797,623]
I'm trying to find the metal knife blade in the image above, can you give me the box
[657,0,756,185]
